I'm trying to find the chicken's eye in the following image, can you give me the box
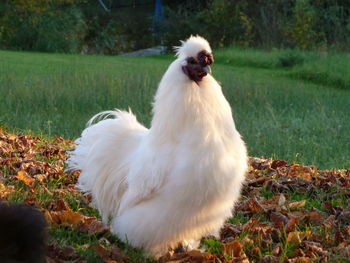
[187,57,197,65]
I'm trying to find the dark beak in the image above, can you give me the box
[202,65,211,74]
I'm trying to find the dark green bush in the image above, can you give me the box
[0,2,86,53]
[0,0,349,53]
[160,3,205,51]
[278,49,305,67]
[34,8,86,53]
[161,0,350,51]
[0,1,157,54]
[82,5,157,55]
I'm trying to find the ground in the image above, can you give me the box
[1,128,349,262]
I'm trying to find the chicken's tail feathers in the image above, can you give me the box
[66,109,147,222]
[86,108,135,127]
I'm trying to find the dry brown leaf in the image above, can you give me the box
[271,160,288,169]
[287,232,302,246]
[110,245,124,261]
[323,215,336,229]
[45,210,86,226]
[92,244,110,261]
[287,257,311,263]
[16,170,35,187]
[50,198,71,211]
[241,236,254,247]
[238,196,264,213]
[288,200,306,210]
[278,194,286,207]
[270,212,288,228]
[250,247,261,257]
[286,217,299,232]
[34,174,47,183]
[8,134,16,141]
[159,250,213,263]
[0,182,14,198]
[23,197,40,206]
[59,210,84,226]
[75,220,110,235]
[232,254,250,263]
[338,210,350,223]
[222,240,243,257]
[271,243,282,256]
[220,223,242,240]
[287,231,312,246]
[339,245,350,257]
[47,243,79,261]
[306,210,324,224]
[302,241,328,256]
[246,176,270,187]
[259,255,279,263]
[242,218,259,232]
[305,250,317,258]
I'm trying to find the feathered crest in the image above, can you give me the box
[174,35,211,58]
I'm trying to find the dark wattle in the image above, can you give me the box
[182,64,208,83]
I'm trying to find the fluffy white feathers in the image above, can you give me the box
[175,35,212,58]
[67,36,247,256]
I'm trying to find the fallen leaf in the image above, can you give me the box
[159,250,213,263]
[288,200,306,209]
[75,220,110,235]
[271,160,288,169]
[288,232,302,246]
[286,217,298,232]
[242,218,259,232]
[270,212,288,228]
[323,215,336,229]
[339,245,350,257]
[271,243,282,256]
[59,210,85,226]
[259,255,279,263]
[45,210,86,226]
[92,244,110,261]
[49,198,71,211]
[306,210,324,224]
[287,231,312,246]
[0,182,14,198]
[220,223,242,240]
[287,257,311,263]
[34,173,47,183]
[278,194,286,207]
[16,170,35,187]
[8,134,16,141]
[222,240,243,257]
[47,243,79,261]
[238,196,264,213]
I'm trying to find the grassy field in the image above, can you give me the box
[0,48,349,169]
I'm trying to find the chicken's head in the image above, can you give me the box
[175,36,214,83]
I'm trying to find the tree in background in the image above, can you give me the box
[162,0,350,51]
[0,0,349,53]
[0,0,86,53]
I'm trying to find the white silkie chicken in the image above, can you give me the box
[67,35,247,256]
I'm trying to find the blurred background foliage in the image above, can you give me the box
[0,0,349,54]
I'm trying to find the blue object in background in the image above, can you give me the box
[152,0,164,34]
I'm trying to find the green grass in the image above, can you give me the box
[0,48,349,169]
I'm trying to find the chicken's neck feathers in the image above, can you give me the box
[149,60,235,145]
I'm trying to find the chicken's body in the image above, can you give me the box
[67,36,247,256]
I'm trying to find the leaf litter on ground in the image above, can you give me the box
[0,128,349,262]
